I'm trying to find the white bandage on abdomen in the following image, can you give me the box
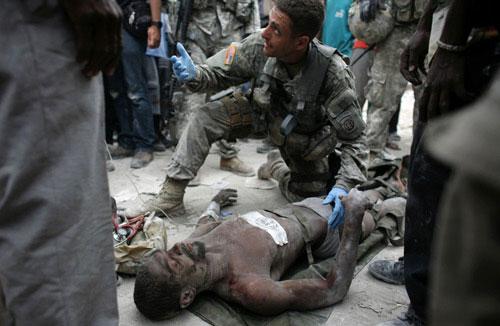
[240,211,288,246]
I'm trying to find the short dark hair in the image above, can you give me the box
[274,0,324,40]
[133,258,183,321]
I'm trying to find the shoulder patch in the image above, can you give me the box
[224,44,237,65]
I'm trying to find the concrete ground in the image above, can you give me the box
[108,88,415,325]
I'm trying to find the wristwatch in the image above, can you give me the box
[150,21,163,29]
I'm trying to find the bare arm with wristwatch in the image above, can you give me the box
[400,0,500,121]
[147,0,162,48]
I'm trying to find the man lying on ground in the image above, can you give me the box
[133,188,371,320]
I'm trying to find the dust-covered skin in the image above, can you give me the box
[142,189,369,316]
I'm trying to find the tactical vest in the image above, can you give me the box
[258,40,341,144]
[192,0,210,10]
[392,0,427,24]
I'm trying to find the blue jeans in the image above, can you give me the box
[105,62,134,148]
[120,28,155,151]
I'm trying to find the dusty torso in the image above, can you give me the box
[189,211,328,300]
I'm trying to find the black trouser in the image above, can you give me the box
[404,39,499,322]
[404,121,450,322]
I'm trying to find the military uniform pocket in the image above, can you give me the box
[366,72,387,108]
[392,0,415,23]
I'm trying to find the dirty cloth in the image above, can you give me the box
[0,1,118,325]
[114,214,169,275]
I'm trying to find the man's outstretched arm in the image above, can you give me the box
[234,189,369,315]
[189,189,238,238]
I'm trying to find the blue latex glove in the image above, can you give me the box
[169,43,196,82]
[322,187,348,229]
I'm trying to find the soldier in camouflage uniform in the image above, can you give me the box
[130,0,368,224]
[361,0,427,160]
[174,0,261,177]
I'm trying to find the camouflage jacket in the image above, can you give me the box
[189,0,260,38]
[188,32,368,190]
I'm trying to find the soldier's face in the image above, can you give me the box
[261,7,298,59]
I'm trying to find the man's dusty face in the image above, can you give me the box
[153,242,207,282]
[178,241,206,261]
[261,7,296,59]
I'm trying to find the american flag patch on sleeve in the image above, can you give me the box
[224,44,237,65]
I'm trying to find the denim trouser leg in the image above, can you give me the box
[106,62,135,149]
[121,29,155,151]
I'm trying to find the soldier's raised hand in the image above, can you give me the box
[169,43,196,82]
[61,0,122,78]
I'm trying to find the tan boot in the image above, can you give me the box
[220,157,255,177]
[126,177,188,217]
[257,150,283,180]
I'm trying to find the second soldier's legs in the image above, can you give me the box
[365,26,415,159]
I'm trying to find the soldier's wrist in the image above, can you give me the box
[186,67,202,89]
[334,180,352,192]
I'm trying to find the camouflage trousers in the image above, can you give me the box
[267,148,333,203]
[175,29,243,159]
[365,24,416,154]
[166,97,332,200]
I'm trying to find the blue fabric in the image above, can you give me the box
[146,13,171,59]
[322,0,354,57]
[106,63,135,150]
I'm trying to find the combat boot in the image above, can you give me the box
[220,157,255,177]
[368,257,405,285]
[257,150,284,180]
[126,177,188,217]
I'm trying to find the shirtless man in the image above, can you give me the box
[133,188,370,320]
